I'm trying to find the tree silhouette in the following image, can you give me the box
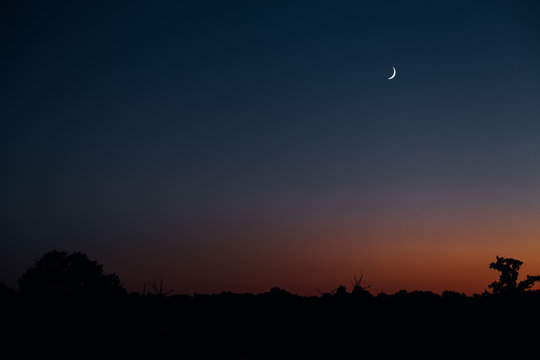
[488,256,540,295]
[19,250,125,296]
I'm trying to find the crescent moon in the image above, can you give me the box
[388,67,396,80]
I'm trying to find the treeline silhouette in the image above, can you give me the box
[2,250,540,358]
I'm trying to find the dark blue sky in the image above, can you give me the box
[2,1,540,294]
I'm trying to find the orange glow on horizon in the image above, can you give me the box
[101,207,540,297]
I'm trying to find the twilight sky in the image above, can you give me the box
[2,1,540,295]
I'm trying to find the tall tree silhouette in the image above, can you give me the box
[488,256,540,294]
[19,250,125,296]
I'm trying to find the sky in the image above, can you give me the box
[2,0,540,295]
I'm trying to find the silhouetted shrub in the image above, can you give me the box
[351,273,373,299]
[144,277,174,296]
[334,285,348,297]
[269,287,291,297]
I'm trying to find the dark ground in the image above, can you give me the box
[2,285,539,358]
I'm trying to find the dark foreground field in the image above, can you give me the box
[3,251,539,358]
[2,287,540,358]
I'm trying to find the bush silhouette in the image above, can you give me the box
[19,250,125,296]
[488,256,540,295]
[351,273,373,299]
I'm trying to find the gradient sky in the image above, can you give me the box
[2,1,540,295]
